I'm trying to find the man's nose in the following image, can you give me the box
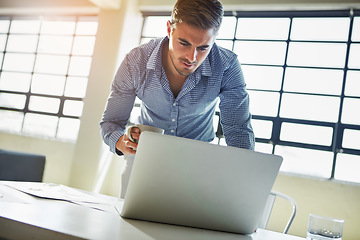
[186,48,197,63]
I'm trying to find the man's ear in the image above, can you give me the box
[166,20,172,37]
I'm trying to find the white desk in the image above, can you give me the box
[0,182,304,240]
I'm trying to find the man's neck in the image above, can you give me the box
[161,41,187,98]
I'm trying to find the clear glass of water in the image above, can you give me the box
[307,214,344,240]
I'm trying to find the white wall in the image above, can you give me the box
[69,0,143,191]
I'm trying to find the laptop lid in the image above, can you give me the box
[121,131,282,235]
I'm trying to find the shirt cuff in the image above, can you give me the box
[109,130,124,155]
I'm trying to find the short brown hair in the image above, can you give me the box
[171,0,223,32]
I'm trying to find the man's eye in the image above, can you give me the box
[198,47,208,51]
[180,42,188,46]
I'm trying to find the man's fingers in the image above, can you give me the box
[116,134,138,155]
[125,140,137,150]
[126,147,137,155]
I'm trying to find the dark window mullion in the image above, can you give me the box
[271,17,293,154]
[0,17,11,76]
[331,12,355,179]
[232,10,351,18]
[21,17,42,131]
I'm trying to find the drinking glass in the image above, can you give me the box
[307,214,344,240]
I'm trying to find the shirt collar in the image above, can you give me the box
[146,37,167,72]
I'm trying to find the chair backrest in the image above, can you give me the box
[258,191,297,234]
[0,149,46,182]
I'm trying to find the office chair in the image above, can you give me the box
[258,191,297,234]
[0,149,46,182]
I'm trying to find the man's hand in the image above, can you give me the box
[116,127,141,155]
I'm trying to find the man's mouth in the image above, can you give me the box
[181,60,196,69]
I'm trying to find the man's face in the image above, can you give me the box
[166,21,216,77]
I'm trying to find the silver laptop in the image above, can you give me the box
[121,131,282,235]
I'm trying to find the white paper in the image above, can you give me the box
[5,182,121,214]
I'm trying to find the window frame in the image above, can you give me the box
[0,15,98,141]
[139,9,360,182]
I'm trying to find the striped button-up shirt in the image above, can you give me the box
[100,37,255,154]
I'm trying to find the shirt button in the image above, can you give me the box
[171,130,175,133]
[172,119,176,122]
[173,103,177,106]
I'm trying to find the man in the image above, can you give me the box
[100,0,255,196]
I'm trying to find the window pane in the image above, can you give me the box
[28,96,60,114]
[255,142,273,154]
[31,74,66,96]
[275,145,333,178]
[217,16,236,39]
[215,40,233,51]
[40,20,76,35]
[64,76,88,98]
[37,35,73,54]
[10,20,40,34]
[234,41,287,65]
[280,122,333,146]
[142,16,169,37]
[248,91,279,117]
[0,110,23,133]
[236,18,290,40]
[280,93,340,122]
[3,53,35,72]
[140,37,155,45]
[252,119,272,139]
[6,35,38,53]
[63,100,83,117]
[57,117,80,141]
[284,68,343,95]
[242,65,283,91]
[0,20,10,33]
[291,17,350,41]
[345,70,360,97]
[335,153,360,183]
[72,36,96,56]
[34,54,69,75]
[23,113,58,138]
[351,17,360,41]
[348,44,360,69]
[341,97,360,125]
[75,20,98,35]
[0,72,31,92]
[342,129,360,150]
[287,42,347,68]
[0,93,26,109]
[0,34,6,51]
[68,56,92,76]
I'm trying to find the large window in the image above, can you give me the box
[139,9,360,184]
[0,16,98,142]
